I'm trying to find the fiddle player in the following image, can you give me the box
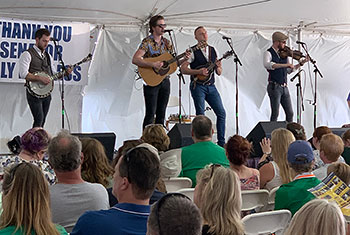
[263,31,302,122]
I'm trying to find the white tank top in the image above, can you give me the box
[265,161,282,191]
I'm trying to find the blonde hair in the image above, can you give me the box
[327,162,350,185]
[320,133,344,162]
[81,138,114,187]
[141,124,170,152]
[196,166,244,235]
[284,199,346,235]
[0,163,60,235]
[271,128,295,184]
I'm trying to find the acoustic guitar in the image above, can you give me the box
[194,50,233,84]
[138,41,207,87]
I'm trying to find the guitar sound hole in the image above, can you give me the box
[158,62,170,76]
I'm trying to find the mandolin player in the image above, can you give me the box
[180,26,226,147]
[18,28,72,128]
[132,15,190,129]
[263,31,304,123]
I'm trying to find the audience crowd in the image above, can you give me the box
[2,117,350,235]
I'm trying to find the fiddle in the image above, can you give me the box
[278,46,305,61]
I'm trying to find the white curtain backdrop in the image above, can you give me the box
[83,27,350,148]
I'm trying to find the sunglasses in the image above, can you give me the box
[157,24,167,28]
[209,163,222,179]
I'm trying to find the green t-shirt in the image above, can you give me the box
[275,176,321,216]
[179,141,230,187]
[0,225,67,235]
[342,147,350,165]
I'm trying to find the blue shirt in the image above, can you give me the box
[71,203,150,235]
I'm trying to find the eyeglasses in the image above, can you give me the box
[154,193,191,235]
[209,163,222,179]
[157,24,167,28]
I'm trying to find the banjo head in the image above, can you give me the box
[27,72,54,98]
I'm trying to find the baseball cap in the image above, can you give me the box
[287,140,314,164]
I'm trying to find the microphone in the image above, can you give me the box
[164,29,173,33]
[296,41,306,45]
[222,35,231,40]
[50,37,58,41]
[290,69,303,82]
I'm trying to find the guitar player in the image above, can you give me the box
[132,15,190,129]
[18,28,72,128]
[180,26,226,147]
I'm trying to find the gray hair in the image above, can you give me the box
[147,194,202,235]
[48,130,82,172]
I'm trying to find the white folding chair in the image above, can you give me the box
[261,186,279,212]
[242,209,292,235]
[176,188,195,201]
[163,177,192,192]
[241,189,269,212]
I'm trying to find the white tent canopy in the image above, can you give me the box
[1,0,350,151]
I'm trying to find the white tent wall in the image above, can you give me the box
[84,27,350,148]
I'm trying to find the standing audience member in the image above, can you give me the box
[71,146,161,235]
[284,199,346,235]
[179,115,230,187]
[313,133,344,180]
[286,122,307,140]
[0,163,67,235]
[327,162,350,185]
[194,165,244,235]
[259,128,295,190]
[275,140,321,216]
[147,193,202,235]
[341,129,350,164]
[225,135,260,190]
[80,138,114,188]
[48,131,109,233]
[0,127,56,187]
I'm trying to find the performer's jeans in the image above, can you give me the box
[143,78,170,129]
[26,90,52,128]
[267,83,293,122]
[190,82,226,147]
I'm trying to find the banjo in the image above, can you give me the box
[26,54,92,98]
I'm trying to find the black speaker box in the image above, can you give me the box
[246,121,287,158]
[72,132,116,162]
[330,128,350,137]
[168,123,194,149]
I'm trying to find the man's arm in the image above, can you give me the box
[263,51,294,70]
[18,51,51,85]
[180,61,208,76]
[215,60,222,76]
[132,48,163,70]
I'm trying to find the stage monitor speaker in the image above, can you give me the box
[246,121,287,158]
[168,123,194,149]
[330,128,350,137]
[72,132,116,162]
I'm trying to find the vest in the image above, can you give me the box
[267,47,287,84]
[190,46,217,84]
[27,47,53,76]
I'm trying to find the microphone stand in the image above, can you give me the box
[290,69,305,124]
[52,39,69,129]
[224,37,242,134]
[300,43,323,129]
[165,30,185,124]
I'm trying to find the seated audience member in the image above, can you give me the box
[80,137,114,188]
[147,193,202,235]
[341,129,350,164]
[48,131,109,233]
[313,133,344,180]
[194,165,244,235]
[327,162,350,185]
[284,199,346,235]
[179,115,230,187]
[71,146,161,235]
[0,128,56,186]
[286,122,307,140]
[259,128,295,190]
[275,140,321,216]
[107,141,165,207]
[312,126,332,169]
[0,163,67,235]
[226,135,260,190]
